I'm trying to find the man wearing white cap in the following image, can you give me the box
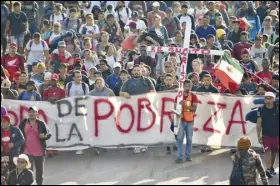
[7,154,34,185]
[38,72,52,98]
[147,2,166,29]
[257,92,279,178]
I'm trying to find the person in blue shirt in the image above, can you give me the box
[245,7,261,41]
[195,14,216,39]
[18,80,41,101]
[106,62,121,90]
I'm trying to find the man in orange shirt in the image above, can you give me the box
[174,79,199,163]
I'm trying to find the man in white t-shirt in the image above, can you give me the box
[25,33,50,68]
[65,70,89,97]
[49,4,65,28]
[115,1,132,31]
[124,11,147,32]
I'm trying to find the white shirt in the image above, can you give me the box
[179,15,192,27]
[66,82,89,97]
[79,24,100,46]
[49,32,61,43]
[115,7,132,23]
[250,45,268,71]
[124,19,147,31]
[26,40,49,65]
[83,59,97,73]
[106,55,116,69]
[50,14,64,25]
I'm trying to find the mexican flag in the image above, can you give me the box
[214,54,245,93]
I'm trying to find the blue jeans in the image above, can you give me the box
[29,23,37,36]
[177,122,194,160]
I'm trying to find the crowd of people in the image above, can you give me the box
[0,1,279,185]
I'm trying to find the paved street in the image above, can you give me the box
[44,147,279,185]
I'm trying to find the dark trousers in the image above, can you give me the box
[27,155,45,185]
[1,24,7,55]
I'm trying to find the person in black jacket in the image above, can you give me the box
[7,154,34,185]
[18,107,51,185]
[1,115,25,172]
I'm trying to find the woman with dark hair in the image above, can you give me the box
[124,50,139,71]
[245,7,261,41]
[255,83,268,96]
[63,31,81,56]
[105,45,117,69]
[94,31,115,55]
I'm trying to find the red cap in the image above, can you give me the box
[73,57,81,63]
[241,48,250,55]
[128,21,137,29]
[50,73,59,81]
[10,42,17,49]
[1,115,11,123]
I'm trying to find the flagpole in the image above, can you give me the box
[239,63,279,93]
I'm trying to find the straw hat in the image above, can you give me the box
[13,154,31,169]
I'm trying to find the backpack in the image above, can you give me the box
[28,40,46,50]
[116,7,129,31]
[229,154,246,185]
[51,13,66,23]
[65,18,81,33]
[67,81,87,97]
[260,27,276,34]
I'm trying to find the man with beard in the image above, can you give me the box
[174,79,199,163]
[156,73,178,92]
[134,45,156,78]
[120,64,155,98]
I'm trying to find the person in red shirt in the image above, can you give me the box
[254,58,273,84]
[232,31,253,61]
[174,79,199,163]
[50,41,73,73]
[1,43,25,82]
[43,73,65,103]
[1,115,25,171]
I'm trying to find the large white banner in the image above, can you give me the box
[2,93,261,150]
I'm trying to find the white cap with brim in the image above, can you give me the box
[113,62,122,68]
[152,2,160,7]
[264,92,276,98]
[13,154,32,169]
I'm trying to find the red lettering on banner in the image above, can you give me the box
[182,56,187,64]
[151,46,156,53]
[137,98,156,132]
[19,106,48,125]
[160,97,175,133]
[191,48,200,54]
[175,47,181,54]
[201,49,210,55]
[115,104,134,133]
[226,100,246,135]
[94,99,114,137]
[182,48,188,55]
[7,111,19,127]
[202,101,227,133]
[157,47,163,52]
[177,90,183,98]
[169,47,175,53]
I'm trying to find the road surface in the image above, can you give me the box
[44,147,279,185]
